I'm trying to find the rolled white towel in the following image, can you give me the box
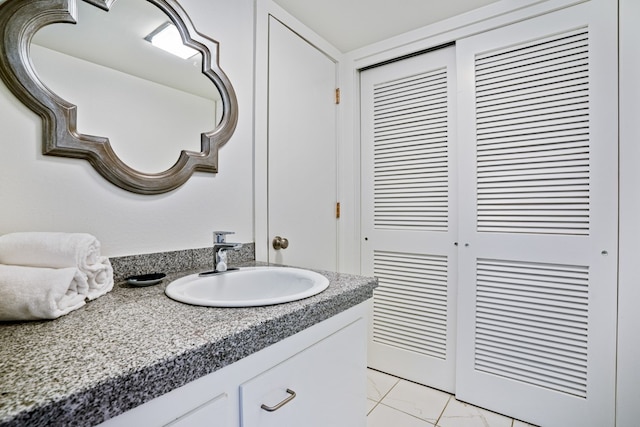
[85,256,114,300]
[0,265,88,321]
[0,232,101,271]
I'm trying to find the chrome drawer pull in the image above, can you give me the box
[260,388,296,412]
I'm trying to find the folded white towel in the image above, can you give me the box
[85,256,114,300]
[0,232,114,298]
[0,265,88,321]
[0,232,101,271]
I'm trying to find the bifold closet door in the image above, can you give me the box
[361,46,458,392]
[455,2,618,426]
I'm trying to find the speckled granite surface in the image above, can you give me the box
[0,252,376,427]
[109,243,256,282]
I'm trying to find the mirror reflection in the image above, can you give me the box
[31,0,222,173]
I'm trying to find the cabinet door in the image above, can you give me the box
[164,393,228,427]
[240,319,366,427]
[455,2,617,426]
[98,387,231,427]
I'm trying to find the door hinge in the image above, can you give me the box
[335,88,340,105]
[336,202,341,219]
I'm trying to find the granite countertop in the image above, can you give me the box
[0,262,376,427]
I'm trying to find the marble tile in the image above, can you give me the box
[367,398,378,415]
[437,398,513,427]
[368,404,436,427]
[367,368,400,401]
[381,379,450,424]
[513,420,537,427]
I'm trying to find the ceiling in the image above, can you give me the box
[28,0,504,95]
[272,0,502,52]
[31,0,219,100]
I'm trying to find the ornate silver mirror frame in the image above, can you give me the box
[0,0,238,194]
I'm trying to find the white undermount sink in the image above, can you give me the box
[165,266,330,307]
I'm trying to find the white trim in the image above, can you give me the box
[346,0,586,68]
[253,0,269,263]
[617,0,640,424]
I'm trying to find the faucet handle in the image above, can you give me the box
[213,231,235,243]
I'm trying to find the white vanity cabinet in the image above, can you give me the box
[239,316,365,427]
[98,301,368,427]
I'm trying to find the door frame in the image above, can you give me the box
[618,0,640,423]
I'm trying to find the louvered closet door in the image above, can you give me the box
[455,2,617,426]
[361,46,458,392]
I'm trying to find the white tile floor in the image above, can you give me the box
[366,368,537,427]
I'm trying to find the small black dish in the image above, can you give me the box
[126,272,166,287]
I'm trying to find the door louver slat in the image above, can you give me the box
[474,258,589,398]
[373,67,449,230]
[475,29,590,235]
[373,251,448,359]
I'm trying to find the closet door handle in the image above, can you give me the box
[261,388,296,412]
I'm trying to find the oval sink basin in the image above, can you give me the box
[165,267,329,307]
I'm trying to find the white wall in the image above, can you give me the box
[0,0,255,257]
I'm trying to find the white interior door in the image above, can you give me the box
[455,3,618,426]
[361,46,458,392]
[267,17,338,271]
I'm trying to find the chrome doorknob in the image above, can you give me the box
[272,236,289,250]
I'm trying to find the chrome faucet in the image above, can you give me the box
[211,231,242,273]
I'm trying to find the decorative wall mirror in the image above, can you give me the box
[0,0,238,194]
